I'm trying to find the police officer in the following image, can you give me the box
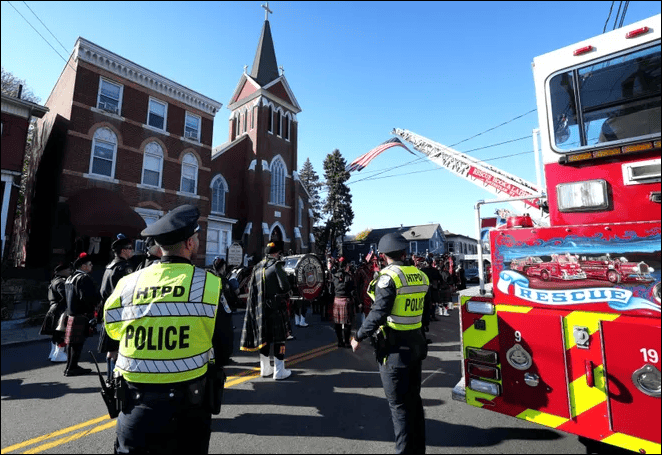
[104,205,232,454]
[351,233,429,454]
[98,235,135,382]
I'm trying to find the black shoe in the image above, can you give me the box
[337,342,345,348]
[430,316,439,321]
[64,367,92,377]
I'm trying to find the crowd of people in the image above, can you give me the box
[38,208,471,453]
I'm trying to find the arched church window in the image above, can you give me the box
[211,174,228,214]
[270,157,286,205]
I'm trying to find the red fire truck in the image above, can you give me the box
[397,14,661,454]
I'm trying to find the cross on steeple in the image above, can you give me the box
[261,2,272,21]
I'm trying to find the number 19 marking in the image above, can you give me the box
[640,348,659,364]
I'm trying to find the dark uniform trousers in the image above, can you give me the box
[379,358,426,454]
[115,379,211,454]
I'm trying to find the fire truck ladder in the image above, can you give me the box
[392,128,549,225]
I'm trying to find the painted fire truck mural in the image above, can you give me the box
[393,14,661,454]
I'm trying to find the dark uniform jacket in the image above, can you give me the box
[240,257,291,351]
[98,257,133,353]
[332,269,354,298]
[355,261,428,367]
[65,270,100,345]
[40,276,67,336]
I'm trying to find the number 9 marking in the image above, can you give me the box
[515,331,522,343]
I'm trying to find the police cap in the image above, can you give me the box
[378,233,408,256]
[111,235,133,252]
[141,204,200,246]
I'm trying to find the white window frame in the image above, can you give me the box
[275,108,282,137]
[298,197,304,227]
[251,105,257,130]
[270,156,286,205]
[210,174,228,215]
[147,97,167,131]
[267,105,273,134]
[283,113,290,141]
[141,141,164,188]
[180,153,199,195]
[89,127,118,179]
[97,77,123,115]
[184,112,201,142]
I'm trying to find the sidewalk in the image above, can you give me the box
[1,318,48,347]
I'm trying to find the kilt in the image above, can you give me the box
[64,315,88,345]
[332,297,354,325]
[439,287,452,303]
[264,307,290,343]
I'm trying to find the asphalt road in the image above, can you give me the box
[1,301,588,454]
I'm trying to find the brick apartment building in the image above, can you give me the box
[15,15,312,272]
[1,92,48,261]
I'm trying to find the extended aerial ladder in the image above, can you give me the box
[391,128,549,226]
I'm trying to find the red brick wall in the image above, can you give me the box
[1,113,29,172]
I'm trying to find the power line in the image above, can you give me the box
[613,1,623,31]
[22,1,70,55]
[6,1,75,72]
[448,109,536,148]
[619,1,630,28]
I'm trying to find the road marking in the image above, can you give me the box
[1,342,339,454]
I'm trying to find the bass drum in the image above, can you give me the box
[282,254,326,301]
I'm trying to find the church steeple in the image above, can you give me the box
[250,5,279,86]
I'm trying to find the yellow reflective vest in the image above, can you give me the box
[104,262,220,384]
[368,265,429,331]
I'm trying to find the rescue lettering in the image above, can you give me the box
[125,324,190,350]
[135,285,186,300]
[404,297,424,312]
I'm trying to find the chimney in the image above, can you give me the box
[17,84,23,99]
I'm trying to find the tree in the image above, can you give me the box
[321,149,354,257]
[1,67,41,103]
[298,157,323,226]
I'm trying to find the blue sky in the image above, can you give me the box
[2,1,660,239]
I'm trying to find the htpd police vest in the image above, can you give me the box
[368,265,429,331]
[104,263,220,384]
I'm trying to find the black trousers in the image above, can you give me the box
[379,361,425,454]
[65,343,83,372]
[115,383,211,454]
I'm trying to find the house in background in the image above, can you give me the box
[1,92,48,261]
[342,224,447,264]
[444,231,479,269]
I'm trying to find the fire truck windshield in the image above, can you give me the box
[548,44,660,152]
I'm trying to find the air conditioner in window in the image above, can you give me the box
[98,102,118,114]
[185,130,198,140]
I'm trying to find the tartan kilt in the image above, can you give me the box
[64,315,88,345]
[439,287,452,303]
[332,297,354,325]
[265,306,290,343]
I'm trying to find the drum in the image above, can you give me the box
[282,254,326,301]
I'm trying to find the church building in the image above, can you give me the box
[210,12,314,263]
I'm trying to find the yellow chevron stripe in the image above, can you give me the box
[569,364,608,418]
[601,432,661,454]
[516,408,569,428]
[495,304,533,314]
[563,311,619,350]
[463,313,499,351]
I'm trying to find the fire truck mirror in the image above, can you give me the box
[631,364,661,398]
[573,326,590,350]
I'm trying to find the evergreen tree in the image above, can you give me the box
[298,157,323,226]
[321,149,354,257]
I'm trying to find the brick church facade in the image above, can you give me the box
[15,15,313,272]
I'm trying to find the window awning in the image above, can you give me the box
[66,188,146,238]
